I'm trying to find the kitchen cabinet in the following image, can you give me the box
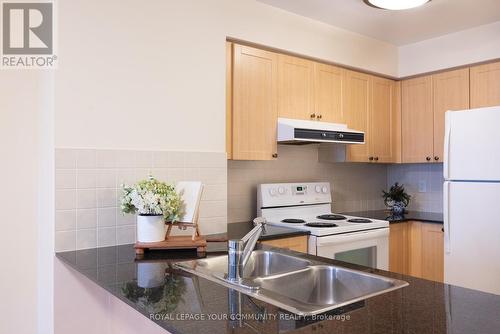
[259,235,308,253]
[230,44,278,160]
[344,73,400,163]
[226,42,233,159]
[470,61,500,108]
[369,78,401,163]
[389,221,444,282]
[420,223,445,282]
[314,63,343,123]
[432,68,470,161]
[389,223,409,275]
[227,43,399,162]
[278,57,343,123]
[402,69,469,163]
[344,70,372,162]
[277,54,315,121]
[402,75,434,163]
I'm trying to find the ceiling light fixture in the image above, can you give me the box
[364,0,431,10]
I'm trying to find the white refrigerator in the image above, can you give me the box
[444,106,500,295]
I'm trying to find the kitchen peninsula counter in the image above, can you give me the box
[56,239,500,334]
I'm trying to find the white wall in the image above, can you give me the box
[399,21,500,77]
[0,71,48,333]
[54,0,398,151]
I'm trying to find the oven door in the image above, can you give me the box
[313,228,389,270]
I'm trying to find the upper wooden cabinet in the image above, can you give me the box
[314,63,343,123]
[277,55,315,121]
[230,44,278,160]
[470,61,500,108]
[370,78,401,163]
[432,68,470,160]
[402,69,469,163]
[278,56,343,123]
[402,75,434,163]
[344,70,371,162]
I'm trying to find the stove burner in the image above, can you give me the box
[281,219,306,224]
[347,218,373,223]
[305,222,338,228]
[316,214,347,221]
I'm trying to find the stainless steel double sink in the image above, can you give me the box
[174,250,408,316]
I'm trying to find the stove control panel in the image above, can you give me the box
[293,185,307,195]
[258,182,332,209]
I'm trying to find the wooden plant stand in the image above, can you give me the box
[135,182,207,256]
[134,235,207,256]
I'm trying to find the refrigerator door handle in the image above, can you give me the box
[444,181,451,254]
[443,113,451,180]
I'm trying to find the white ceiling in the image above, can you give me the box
[257,0,500,45]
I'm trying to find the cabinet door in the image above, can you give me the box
[432,69,469,162]
[370,77,399,163]
[389,223,409,275]
[277,55,315,120]
[314,63,343,123]
[402,76,434,163]
[407,221,423,277]
[344,70,371,162]
[407,221,444,282]
[226,42,233,159]
[232,45,278,160]
[259,236,308,253]
[421,223,444,282]
[470,61,500,108]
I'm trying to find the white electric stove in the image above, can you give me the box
[257,182,389,270]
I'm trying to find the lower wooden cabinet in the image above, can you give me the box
[389,221,444,282]
[389,223,409,275]
[419,222,445,282]
[259,235,308,253]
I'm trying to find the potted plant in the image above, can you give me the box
[382,182,411,216]
[121,176,182,243]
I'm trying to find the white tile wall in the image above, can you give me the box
[387,163,444,213]
[228,145,388,223]
[55,148,227,251]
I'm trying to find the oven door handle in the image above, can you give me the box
[315,228,389,246]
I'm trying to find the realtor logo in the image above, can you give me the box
[1,1,57,68]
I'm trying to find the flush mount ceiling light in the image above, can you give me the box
[364,0,431,10]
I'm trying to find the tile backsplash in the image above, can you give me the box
[387,163,444,213]
[228,145,388,223]
[55,149,227,252]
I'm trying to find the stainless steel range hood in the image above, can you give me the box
[277,118,365,145]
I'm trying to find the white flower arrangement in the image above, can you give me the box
[121,176,182,222]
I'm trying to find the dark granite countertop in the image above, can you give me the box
[56,242,500,334]
[342,210,443,224]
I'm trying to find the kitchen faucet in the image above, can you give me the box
[227,217,267,283]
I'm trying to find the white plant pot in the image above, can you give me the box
[136,215,165,243]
